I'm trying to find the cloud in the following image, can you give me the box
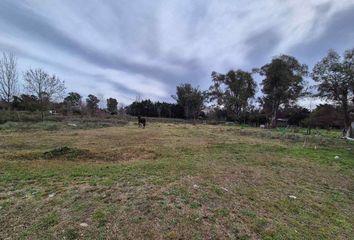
[289,4,354,65]
[0,0,353,105]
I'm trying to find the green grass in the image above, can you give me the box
[0,123,353,239]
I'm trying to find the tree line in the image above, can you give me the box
[0,49,353,135]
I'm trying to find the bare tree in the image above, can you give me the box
[0,52,19,104]
[24,68,65,120]
[24,69,65,100]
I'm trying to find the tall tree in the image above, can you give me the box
[312,49,354,137]
[0,52,18,104]
[173,84,205,119]
[64,92,81,106]
[106,98,118,114]
[256,55,308,127]
[24,68,65,120]
[126,99,156,117]
[86,94,100,115]
[209,69,256,121]
[64,92,82,114]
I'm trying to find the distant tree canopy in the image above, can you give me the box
[256,55,308,127]
[126,99,155,117]
[312,49,354,134]
[63,92,82,114]
[106,98,118,114]
[1,49,353,131]
[126,99,184,118]
[173,83,205,119]
[86,94,100,115]
[12,94,39,112]
[209,69,256,121]
[279,106,310,126]
[308,104,344,129]
[64,92,81,107]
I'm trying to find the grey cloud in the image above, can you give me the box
[289,5,354,65]
[0,40,142,100]
[315,2,332,13]
[0,0,199,85]
[244,28,282,67]
[1,0,354,104]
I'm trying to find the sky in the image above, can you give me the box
[1,0,354,107]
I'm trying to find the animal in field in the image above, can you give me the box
[138,116,146,128]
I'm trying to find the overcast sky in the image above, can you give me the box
[1,0,354,106]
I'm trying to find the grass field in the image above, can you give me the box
[0,122,353,239]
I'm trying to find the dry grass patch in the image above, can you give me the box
[0,123,353,239]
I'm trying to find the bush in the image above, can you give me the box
[43,146,88,159]
[34,121,61,131]
[0,121,20,130]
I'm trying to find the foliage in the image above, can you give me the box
[306,104,344,129]
[126,100,184,118]
[256,55,308,127]
[106,98,118,114]
[280,106,310,126]
[126,99,155,117]
[43,146,87,159]
[173,83,205,119]
[86,94,100,115]
[61,92,82,115]
[311,49,354,132]
[12,94,39,112]
[209,69,256,121]
[64,92,81,107]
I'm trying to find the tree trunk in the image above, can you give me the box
[342,99,351,137]
[271,106,278,128]
[343,100,350,128]
[270,88,278,128]
[350,123,353,138]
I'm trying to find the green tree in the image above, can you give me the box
[173,83,205,119]
[256,55,308,127]
[64,92,82,114]
[64,92,81,106]
[308,104,344,129]
[13,94,39,111]
[209,69,256,121]
[106,97,118,114]
[312,49,354,137]
[86,94,100,115]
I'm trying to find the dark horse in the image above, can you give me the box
[138,116,146,128]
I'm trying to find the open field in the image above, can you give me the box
[0,123,353,239]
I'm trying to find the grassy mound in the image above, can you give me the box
[43,146,90,160]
